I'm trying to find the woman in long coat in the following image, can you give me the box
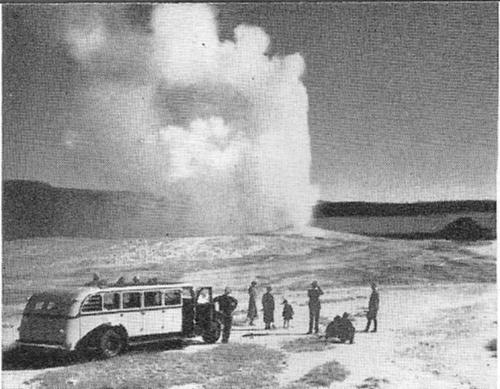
[262,286,275,330]
[247,281,258,325]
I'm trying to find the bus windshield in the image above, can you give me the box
[24,292,75,317]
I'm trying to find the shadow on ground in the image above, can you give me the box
[2,339,189,370]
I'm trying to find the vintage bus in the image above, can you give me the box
[17,282,221,358]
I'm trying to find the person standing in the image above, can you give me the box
[262,286,275,330]
[282,299,294,329]
[364,282,379,332]
[307,281,323,334]
[247,281,258,326]
[214,287,238,343]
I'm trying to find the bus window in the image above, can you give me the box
[81,294,102,312]
[34,301,45,310]
[197,288,211,304]
[164,290,181,306]
[123,292,142,309]
[103,293,120,310]
[46,302,56,310]
[25,294,74,317]
[144,291,162,307]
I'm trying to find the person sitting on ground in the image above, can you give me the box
[115,276,126,286]
[282,299,294,329]
[132,276,141,284]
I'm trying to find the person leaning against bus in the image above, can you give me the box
[214,287,238,343]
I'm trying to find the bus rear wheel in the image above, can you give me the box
[99,328,125,358]
[202,321,221,344]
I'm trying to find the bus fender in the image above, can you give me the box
[77,324,129,351]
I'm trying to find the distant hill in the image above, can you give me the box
[2,180,190,240]
[2,180,497,241]
[314,200,496,218]
[371,217,496,241]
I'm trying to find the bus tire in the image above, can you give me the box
[202,321,221,344]
[99,328,125,358]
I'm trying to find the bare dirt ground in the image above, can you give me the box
[2,229,496,388]
[270,283,496,389]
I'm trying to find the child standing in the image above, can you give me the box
[282,299,294,329]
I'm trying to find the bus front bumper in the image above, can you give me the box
[16,341,69,351]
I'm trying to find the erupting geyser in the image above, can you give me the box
[65,4,319,234]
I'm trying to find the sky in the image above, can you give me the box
[3,3,498,203]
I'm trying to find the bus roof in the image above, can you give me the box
[93,282,194,293]
[30,283,194,302]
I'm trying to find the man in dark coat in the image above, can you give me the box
[214,287,238,343]
[247,281,258,326]
[307,281,323,334]
[262,286,275,330]
[364,282,379,332]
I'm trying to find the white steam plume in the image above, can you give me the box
[64,4,319,234]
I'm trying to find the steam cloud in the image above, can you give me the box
[64,4,319,234]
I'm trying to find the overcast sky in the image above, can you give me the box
[3,3,497,202]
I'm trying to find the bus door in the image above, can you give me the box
[163,289,183,333]
[121,291,144,337]
[181,287,195,335]
[143,290,164,335]
[195,287,214,329]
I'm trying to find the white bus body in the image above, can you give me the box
[18,283,220,357]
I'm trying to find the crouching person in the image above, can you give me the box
[214,287,238,343]
[325,312,355,344]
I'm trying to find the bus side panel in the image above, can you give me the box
[144,308,164,335]
[79,312,131,340]
[165,307,183,333]
[122,311,145,337]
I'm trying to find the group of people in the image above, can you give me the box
[246,279,327,334]
[214,280,380,344]
[247,281,295,330]
[85,273,158,287]
[85,273,379,345]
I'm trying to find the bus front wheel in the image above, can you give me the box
[99,328,125,358]
[202,321,221,344]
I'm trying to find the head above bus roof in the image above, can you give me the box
[31,283,194,303]
[89,282,194,292]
